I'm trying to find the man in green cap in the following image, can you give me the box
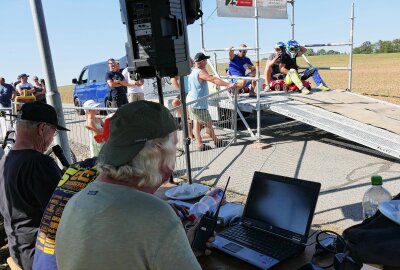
[55,101,210,270]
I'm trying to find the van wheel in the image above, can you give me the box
[74,98,85,116]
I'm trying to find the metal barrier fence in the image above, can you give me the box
[1,93,236,183]
[0,107,14,142]
[59,90,235,182]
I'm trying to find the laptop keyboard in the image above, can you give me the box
[219,225,304,260]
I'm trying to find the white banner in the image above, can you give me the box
[217,0,288,19]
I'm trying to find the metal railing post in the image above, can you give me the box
[233,89,238,144]
[254,0,261,143]
[179,76,192,184]
[348,2,355,92]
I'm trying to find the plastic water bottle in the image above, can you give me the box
[362,175,392,219]
[188,195,218,222]
[188,201,209,222]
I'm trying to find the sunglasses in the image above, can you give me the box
[239,50,247,53]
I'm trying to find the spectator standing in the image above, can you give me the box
[32,76,46,103]
[83,99,104,157]
[187,52,235,151]
[0,77,16,108]
[105,59,128,108]
[228,44,256,97]
[0,102,69,270]
[16,74,35,96]
[56,101,210,270]
[121,67,145,102]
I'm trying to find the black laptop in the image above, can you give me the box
[212,172,321,269]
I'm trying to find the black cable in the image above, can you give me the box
[311,230,348,269]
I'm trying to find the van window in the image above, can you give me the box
[89,63,108,83]
[79,69,88,84]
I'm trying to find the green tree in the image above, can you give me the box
[392,39,400,52]
[317,49,326,55]
[326,50,340,55]
[357,41,374,54]
[305,48,315,56]
[353,47,361,54]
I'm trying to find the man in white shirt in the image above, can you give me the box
[122,68,145,102]
[16,74,35,96]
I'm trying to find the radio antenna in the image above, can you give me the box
[214,176,230,218]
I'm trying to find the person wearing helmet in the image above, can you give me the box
[280,40,330,94]
[263,42,286,92]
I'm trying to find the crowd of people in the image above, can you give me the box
[0,74,47,108]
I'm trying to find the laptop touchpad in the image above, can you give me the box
[223,243,243,253]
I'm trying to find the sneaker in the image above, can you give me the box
[317,83,330,91]
[263,86,271,92]
[301,87,310,95]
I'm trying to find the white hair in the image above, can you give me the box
[97,133,176,188]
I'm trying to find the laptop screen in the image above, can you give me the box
[243,172,321,241]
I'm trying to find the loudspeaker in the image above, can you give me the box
[120,0,192,79]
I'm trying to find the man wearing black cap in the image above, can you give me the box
[16,73,35,96]
[186,52,236,151]
[56,101,210,270]
[0,102,69,270]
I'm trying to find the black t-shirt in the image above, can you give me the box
[0,149,61,270]
[280,52,298,71]
[105,71,127,97]
[267,53,283,75]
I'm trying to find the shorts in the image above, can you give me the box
[128,92,145,103]
[229,76,251,88]
[190,108,212,123]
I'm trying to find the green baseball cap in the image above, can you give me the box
[97,100,178,167]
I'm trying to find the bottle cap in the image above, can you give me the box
[371,175,382,185]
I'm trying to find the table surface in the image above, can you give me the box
[157,183,328,270]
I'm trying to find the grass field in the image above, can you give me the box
[58,53,400,105]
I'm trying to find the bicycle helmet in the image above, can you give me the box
[274,41,286,50]
[287,39,300,59]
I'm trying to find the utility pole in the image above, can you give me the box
[29,0,72,163]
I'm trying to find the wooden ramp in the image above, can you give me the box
[226,90,400,160]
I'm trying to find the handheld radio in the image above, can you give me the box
[191,177,231,252]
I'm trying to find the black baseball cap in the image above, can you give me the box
[17,73,29,80]
[194,52,210,62]
[98,100,178,167]
[18,102,70,131]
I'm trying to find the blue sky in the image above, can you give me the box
[1,0,399,86]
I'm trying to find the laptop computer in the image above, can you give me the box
[212,171,321,269]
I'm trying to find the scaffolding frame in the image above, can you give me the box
[199,0,356,143]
